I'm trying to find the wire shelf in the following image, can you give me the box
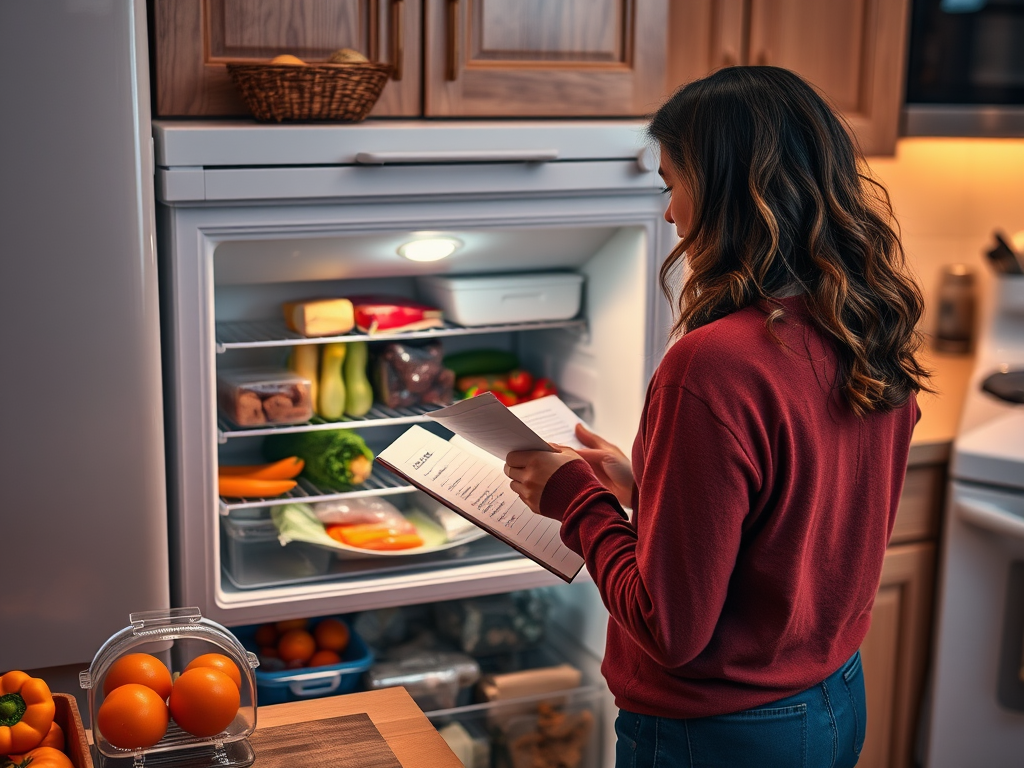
[218,403,445,441]
[214,317,587,352]
[218,464,416,513]
[217,393,592,442]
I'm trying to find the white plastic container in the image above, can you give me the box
[417,272,584,327]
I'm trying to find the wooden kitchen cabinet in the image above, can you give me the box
[856,460,946,768]
[150,0,421,117]
[422,0,668,116]
[860,542,936,768]
[666,0,911,156]
[151,0,669,119]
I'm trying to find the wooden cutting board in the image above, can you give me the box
[254,687,462,768]
[249,712,401,768]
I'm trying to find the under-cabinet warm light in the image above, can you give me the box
[397,237,462,262]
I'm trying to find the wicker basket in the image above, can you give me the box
[226,62,393,122]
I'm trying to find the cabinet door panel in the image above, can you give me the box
[859,542,936,768]
[666,0,745,91]
[746,0,910,156]
[210,0,365,58]
[473,0,623,62]
[153,0,421,117]
[424,0,668,116]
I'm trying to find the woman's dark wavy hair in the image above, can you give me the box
[647,66,932,415]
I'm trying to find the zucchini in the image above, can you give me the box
[344,341,374,417]
[443,349,519,378]
[319,343,347,420]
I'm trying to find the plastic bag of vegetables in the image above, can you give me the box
[263,429,373,489]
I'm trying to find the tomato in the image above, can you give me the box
[528,378,558,401]
[308,650,342,667]
[168,668,239,739]
[313,619,350,653]
[488,388,518,407]
[96,683,169,750]
[183,653,242,690]
[276,629,316,664]
[506,369,534,396]
[103,653,173,701]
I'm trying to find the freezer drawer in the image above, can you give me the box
[428,685,603,768]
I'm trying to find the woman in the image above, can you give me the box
[504,66,931,767]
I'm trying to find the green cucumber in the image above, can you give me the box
[443,349,519,378]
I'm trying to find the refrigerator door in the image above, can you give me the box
[0,0,169,669]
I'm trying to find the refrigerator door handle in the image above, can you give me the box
[957,496,1024,541]
[354,149,560,165]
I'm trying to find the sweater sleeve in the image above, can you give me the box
[541,384,761,669]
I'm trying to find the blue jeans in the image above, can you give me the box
[614,651,866,768]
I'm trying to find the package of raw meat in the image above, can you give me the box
[372,341,455,409]
[346,295,444,334]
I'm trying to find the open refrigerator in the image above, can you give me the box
[154,120,675,767]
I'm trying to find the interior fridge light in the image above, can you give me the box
[397,236,462,262]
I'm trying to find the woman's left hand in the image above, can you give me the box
[505,444,583,517]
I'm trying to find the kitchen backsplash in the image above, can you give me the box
[868,137,1024,337]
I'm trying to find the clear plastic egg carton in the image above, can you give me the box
[80,608,259,768]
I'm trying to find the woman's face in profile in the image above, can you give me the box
[658,148,694,240]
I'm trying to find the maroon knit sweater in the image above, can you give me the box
[540,296,919,718]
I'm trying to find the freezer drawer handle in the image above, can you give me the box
[958,497,1024,541]
[354,149,560,165]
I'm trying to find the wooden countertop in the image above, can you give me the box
[255,687,461,768]
[909,346,976,466]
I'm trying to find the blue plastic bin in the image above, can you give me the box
[232,616,374,705]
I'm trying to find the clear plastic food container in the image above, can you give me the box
[217,368,313,427]
[220,515,333,587]
[80,608,259,768]
[364,651,481,711]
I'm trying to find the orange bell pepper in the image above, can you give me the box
[326,522,424,550]
[4,746,74,768]
[0,671,55,755]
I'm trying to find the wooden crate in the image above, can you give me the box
[53,693,93,768]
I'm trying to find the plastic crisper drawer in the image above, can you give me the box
[417,272,584,327]
[219,514,523,589]
[220,516,332,587]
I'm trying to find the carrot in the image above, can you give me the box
[218,456,305,480]
[218,476,297,498]
[325,523,423,550]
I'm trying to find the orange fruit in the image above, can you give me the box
[308,649,342,667]
[168,668,240,738]
[313,618,350,653]
[103,653,173,701]
[254,623,278,647]
[97,683,169,750]
[183,653,243,690]
[276,629,316,664]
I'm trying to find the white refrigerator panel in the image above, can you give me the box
[0,0,169,669]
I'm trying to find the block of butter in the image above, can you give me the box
[283,298,355,337]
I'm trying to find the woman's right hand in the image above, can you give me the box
[574,424,635,508]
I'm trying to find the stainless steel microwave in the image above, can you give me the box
[904,0,1024,137]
